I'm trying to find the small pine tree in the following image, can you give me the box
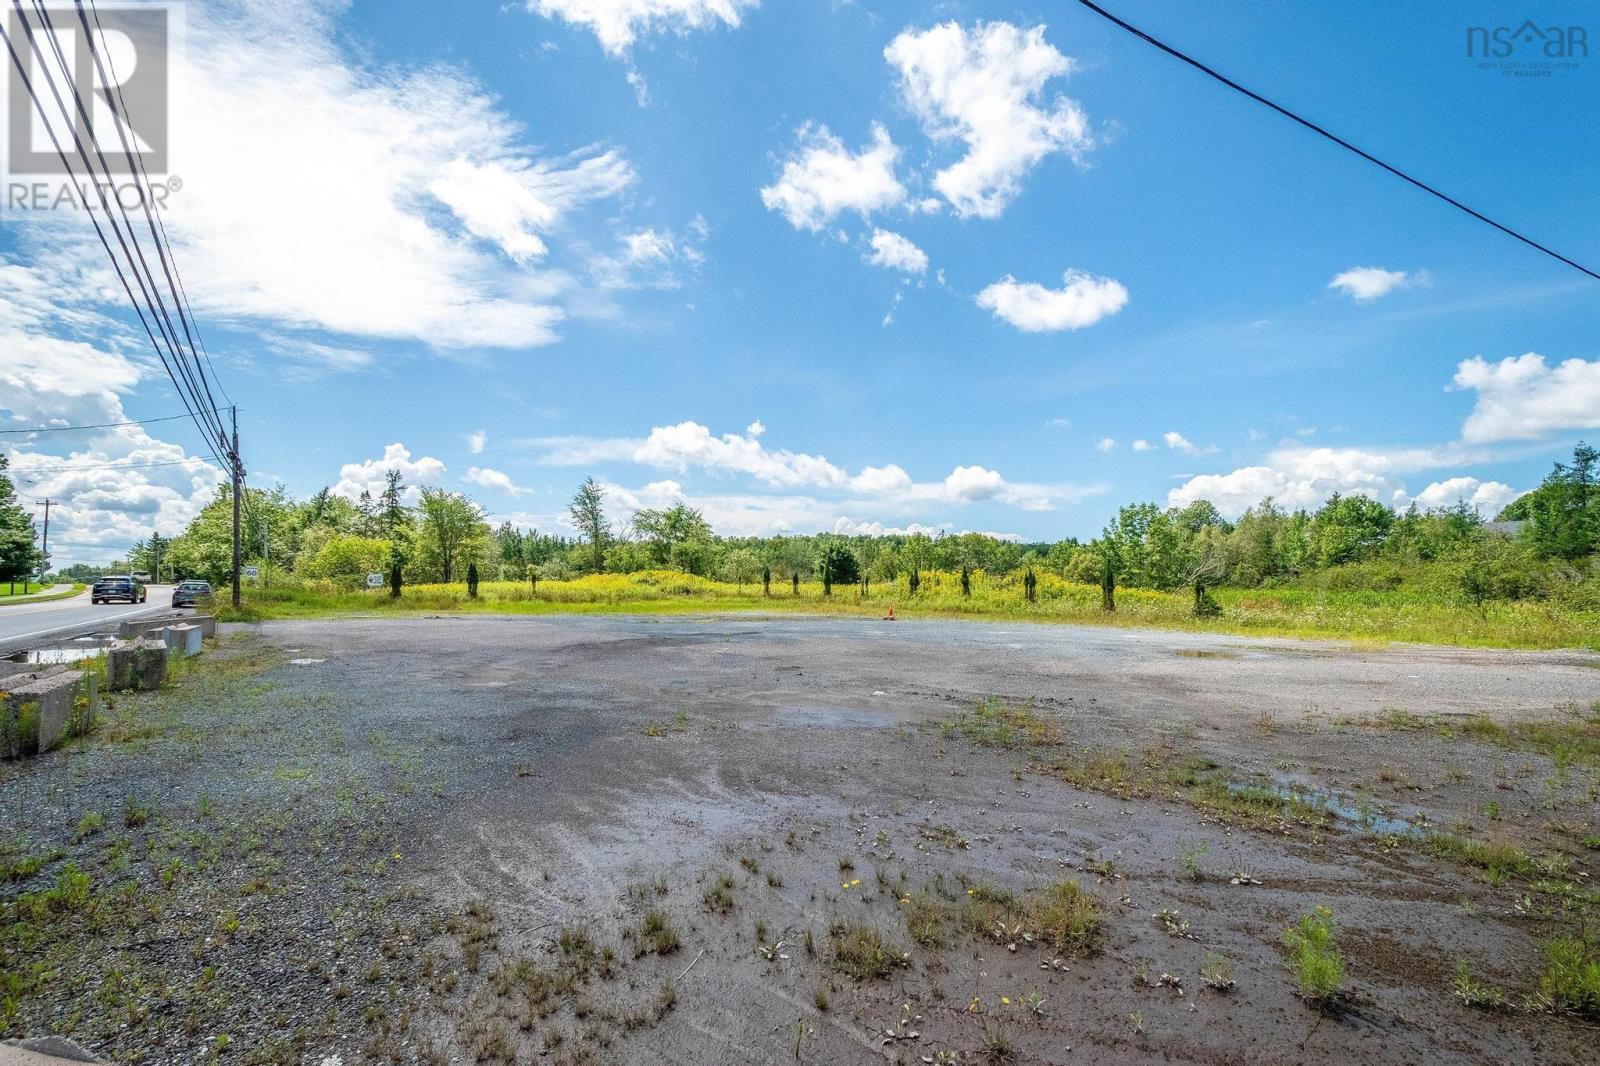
[762,564,772,597]
[960,566,971,597]
[792,573,799,596]
[1101,556,1116,613]
[389,561,402,599]
[1193,580,1221,618]
[909,568,920,596]
[1024,568,1037,603]
[467,562,480,599]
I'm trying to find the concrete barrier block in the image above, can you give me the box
[161,624,203,657]
[1,670,88,756]
[190,614,217,639]
[108,638,167,692]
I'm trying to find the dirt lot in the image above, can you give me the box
[3,614,1598,1065]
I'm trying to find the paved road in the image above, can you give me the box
[0,584,176,653]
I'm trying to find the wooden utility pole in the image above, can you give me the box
[231,407,242,609]
[37,498,50,584]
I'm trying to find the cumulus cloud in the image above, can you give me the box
[1407,477,1520,517]
[760,123,907,231]
[464,467,525,495]
[1162,430,1215,455]
[1452,353,1600,443]
[864,229,929,274]
[0,295,224,563]
[12,1,649,354]
[528,0,757,57]
[976,270,1128,332]
[529,421,1104,513]
[1328,266,1419,301]
[332,443,446,504]
[1095,437,1116,453]
[1166,445,1480,518]
[885,21,1091,218]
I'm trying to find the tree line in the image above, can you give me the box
[75,443,1599,609]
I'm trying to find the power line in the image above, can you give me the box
[10,455,224,476]
[0,5,228,461]
[0,412,204,435]
[1074,0,1600,282]
[79,0,232,408]
[22,0,229,453]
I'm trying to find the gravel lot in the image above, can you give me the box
[3,614,1597,1064]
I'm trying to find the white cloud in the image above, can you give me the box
[885,21,1091,218]
[1452,353,1600,443]
[746,420,765,437]
[760,123,907,232]
[1407,477,1520,517]
[13,1,645,353]
[976,271,1128,332]
[528,0,757,57]
[464,466,524,495]
[832,518,948,537]
[0,305,223,564]
[1162,430,1215,455]
[530,421,1104,513]
[590,225,706,289]
[332,443,447,504]
[467,431,487,454]
[1131,439,1152,452]
[864,229,928,274]
[1167,445,1478,518]
[1094,437,1116,453]
[1328,266,1418,301]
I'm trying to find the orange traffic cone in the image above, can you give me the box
[883,606,896,621]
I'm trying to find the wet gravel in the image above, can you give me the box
[2,614,1596,1065]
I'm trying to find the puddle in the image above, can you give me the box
[289,658,326,666]
[1174,649,1242,660]
[1226,779,1422,836]
[7,634,117,665]
[770,705,890,728]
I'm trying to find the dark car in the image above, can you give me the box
[172,580,215,609]
[91,575,146,604]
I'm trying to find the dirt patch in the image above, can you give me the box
[2,615,1596,1064]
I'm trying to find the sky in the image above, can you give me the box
[2,0,1598,565]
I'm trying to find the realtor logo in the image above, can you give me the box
[4,3,177,212]
[1467,20,1588,77]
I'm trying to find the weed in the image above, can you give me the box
[636,910,680,956]
[122,799,150,828]
[828,923,908,981]
[72,812,105,842]
[766,870,784,888]
[1175,839,1210,881]
[1452,959,1510,1011]
[812,989,829,1011]
[1283,907,1344,1005]
[739,855,760,874]
[964,880,1101,954]
[902,894,948,948]
[1200,952,1235,991]
[1538,937,1600,1017]
[702,875,735,914]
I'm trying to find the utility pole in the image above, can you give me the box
[37,498,50,585]
[231,406,242,609]
[262,511,269,589]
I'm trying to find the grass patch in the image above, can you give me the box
[939,697,1061,748]
[634,910,680,957]
[962,879,1102,954]
[828,922,907,981]
[1538,937,1600,1017]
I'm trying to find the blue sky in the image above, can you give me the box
[2,0,1597,562]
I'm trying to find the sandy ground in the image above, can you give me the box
[3,614,1597,1065]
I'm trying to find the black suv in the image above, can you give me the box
[172,580,214,609]
[91,575,146,604]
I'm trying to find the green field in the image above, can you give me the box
[219,570,1600,651]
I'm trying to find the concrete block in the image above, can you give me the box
[1,670,90,757]
[120,613,217,642]
[161,624,203,657]
[108,638,167,692]
[189,614,217,639]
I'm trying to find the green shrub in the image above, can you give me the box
[1539,937,1600,1017]
[1283,907,1344,1003]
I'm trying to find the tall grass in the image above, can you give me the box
[215,569,1600,651]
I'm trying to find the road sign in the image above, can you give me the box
[366,572,384,588]
[243,565,260,579]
